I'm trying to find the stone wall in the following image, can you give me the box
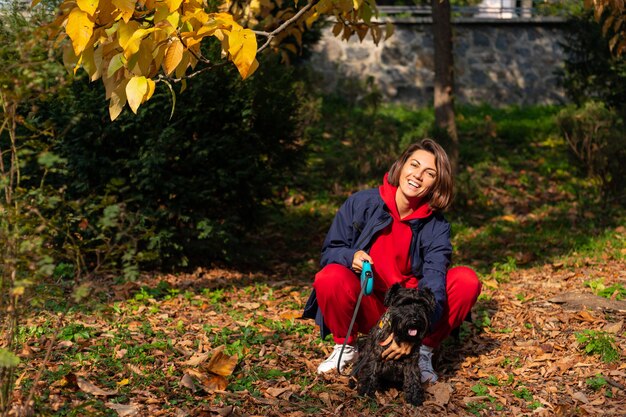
[307,18,569,106]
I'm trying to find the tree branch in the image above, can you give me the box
[254,0,320,54]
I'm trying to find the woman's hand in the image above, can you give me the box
[380,333,413,361]
[351,251,373,274]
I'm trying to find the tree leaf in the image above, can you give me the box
[66,7,95,55]
[228,27,258,79]
[77,0,99,16]
[109,79,129,120]
[163,38,184,76]
[125,76,148,114]
[165,0,183,12]
[112,0,137,23]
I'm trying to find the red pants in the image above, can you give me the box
[313,264,481,347]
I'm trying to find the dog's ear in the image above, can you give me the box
[384,283,402,307]
[418,287,437,313]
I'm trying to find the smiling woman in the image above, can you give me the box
[302,138,482,383]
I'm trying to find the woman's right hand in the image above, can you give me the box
[352,250,373,274]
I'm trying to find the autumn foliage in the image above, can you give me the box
[37,0,391,120]
[586,0,626,55]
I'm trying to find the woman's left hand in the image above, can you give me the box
[380,333,413,360]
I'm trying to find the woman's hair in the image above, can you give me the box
[387,138,454,211]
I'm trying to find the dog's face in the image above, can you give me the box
[383,284,436,343]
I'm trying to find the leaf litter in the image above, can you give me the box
[10,257,626,416]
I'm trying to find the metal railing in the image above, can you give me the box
[376,1,577,20]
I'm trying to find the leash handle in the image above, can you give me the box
[361,260,374,295]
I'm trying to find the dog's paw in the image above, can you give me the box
[405,389,425,406]
[357,385,376,398]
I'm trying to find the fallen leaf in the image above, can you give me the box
[105,402,140,416]
[180,374,196,391]
[265,386,291,398]
[206,346,238,377]
[426,382,452,406]
[571,391,589,404]
[182,353,209,366]
[237,302,260,310]
[77,377,117,396]
[604,320,623,334]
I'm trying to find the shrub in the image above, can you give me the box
[556,101,626,204]
[558,10,626,117]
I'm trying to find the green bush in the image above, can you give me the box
[556,101,626,203]
[34,44,313,269]
[558,10,626,116]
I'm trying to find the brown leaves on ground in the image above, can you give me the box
[11,259,626,416]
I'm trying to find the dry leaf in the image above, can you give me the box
[180,374,196,391]
[265,386,291,398]
[105,402,140,416]
[203,374,228,392]
[206,346,238,377]
[571,391,589,404]
[182,353,209,366]
[77,377,117,396]
[237,302,260,310]
[426,382,452,406]
[604,320,623,333]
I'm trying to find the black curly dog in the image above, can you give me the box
[355,283,436,406]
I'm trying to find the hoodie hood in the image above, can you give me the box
[379,173,432,221]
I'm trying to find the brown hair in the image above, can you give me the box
[387,138,454,211]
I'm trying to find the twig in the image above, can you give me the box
[254,0,319,54]
[604,375,626,391]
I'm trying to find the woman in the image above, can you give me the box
[302,139,482,381]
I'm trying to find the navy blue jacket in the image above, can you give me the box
[302,188,452,339]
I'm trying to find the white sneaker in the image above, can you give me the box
[418,345,438,383]
[317,344,358,374]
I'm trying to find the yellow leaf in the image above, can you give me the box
[11,286,25,297]
[31,0,41,6]
[66,7,95,55]
[112,0,137,23]
[175,50,191,78]
[77,0,99,16]
[116,378,130,386]
[108,78,129,119]
[125,76,148,113]
[117,20,141,50]
[81,44,98,79]
[206,346,238,377]
[228,27,258,79]
[163,38,183,76]
[122,28,156,60]
[133,38,154,75]
[165,0,183,12]
[145,78,156,101]
[96,0,118,26]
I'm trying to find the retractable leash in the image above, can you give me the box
[336,260,374,375]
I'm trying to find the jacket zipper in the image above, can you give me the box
[355,213,391,250]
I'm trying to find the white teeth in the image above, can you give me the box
[408,181,419,188]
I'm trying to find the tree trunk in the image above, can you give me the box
[430,0,459,174]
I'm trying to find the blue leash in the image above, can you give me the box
[336,261,373,374]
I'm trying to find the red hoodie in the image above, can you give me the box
[369,174,432,292]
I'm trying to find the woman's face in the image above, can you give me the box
[398,149,437,201]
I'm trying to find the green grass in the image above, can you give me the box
[575,330,621,363]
